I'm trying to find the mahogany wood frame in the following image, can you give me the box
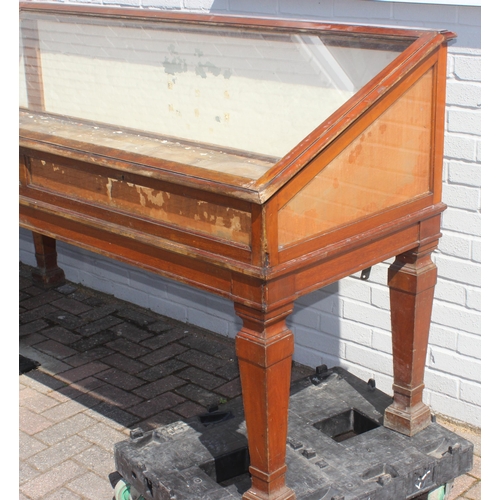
[19,4,455,499]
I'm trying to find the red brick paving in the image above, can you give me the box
[19,263,480,499]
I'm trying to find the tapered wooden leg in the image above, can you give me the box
[31,232,66,287]
[235,302,296,500]
[385,242,437,436]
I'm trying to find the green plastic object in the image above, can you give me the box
[114,479,145,500]
[427,484,447,500]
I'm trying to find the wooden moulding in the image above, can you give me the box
[20,148,256,265]
[27,154,254,246]
[19,124,264,204]
[20,201,244,298]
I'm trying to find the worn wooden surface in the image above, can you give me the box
[20,113,276,180]
[30,232,66,287]
[385,236,439,436]
[19,5,454,498]
[27,153,254,246]
[235,303,296,500]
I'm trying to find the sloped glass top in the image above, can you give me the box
[20,10,412,178]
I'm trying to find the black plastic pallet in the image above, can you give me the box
[113,367,473,499]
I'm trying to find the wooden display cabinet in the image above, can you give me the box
[19,4,455,498]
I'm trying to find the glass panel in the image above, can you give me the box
[19,33,29,109]
[278,69,434,248]
[20,11,411,177]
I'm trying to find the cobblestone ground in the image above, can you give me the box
[19,263,480,499]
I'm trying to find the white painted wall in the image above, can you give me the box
[19,0,481,427]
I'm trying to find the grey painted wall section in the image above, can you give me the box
[19,0,481,427]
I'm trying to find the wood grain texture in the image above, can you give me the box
[278,69,434,248]
[235,303,296,500]
[384,239,438,436]
[31,233,66,287]
[18,7,455,498]
[28,156,252,245]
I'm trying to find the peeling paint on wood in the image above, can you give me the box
[29,157,252,245]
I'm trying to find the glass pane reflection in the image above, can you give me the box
[20,11,411,174]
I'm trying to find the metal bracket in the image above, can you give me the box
[360,267,372,280]
[310,364,336,385]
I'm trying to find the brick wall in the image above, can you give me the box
[19,0,481,427]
